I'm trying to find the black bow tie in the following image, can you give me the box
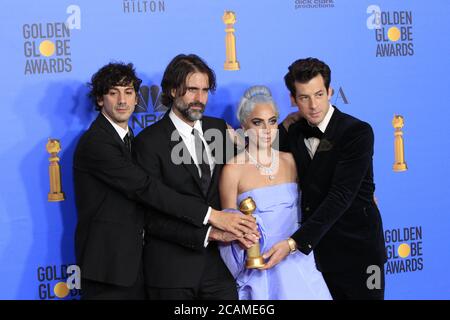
[298,120,323,139]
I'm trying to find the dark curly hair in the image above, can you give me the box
[284,57,331,98]
[160,54,216,107]
[88,62,142,111]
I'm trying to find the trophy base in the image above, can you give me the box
[393,163,408,172]
[246,257,265,269]
[224,62,240,71]
[48,192,65,202]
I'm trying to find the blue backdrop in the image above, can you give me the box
[1,0,449,299]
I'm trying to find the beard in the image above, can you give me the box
[173,99,205,122]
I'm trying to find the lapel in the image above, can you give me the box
[95,114,129,156]
[161,111,206,197]
[293,122,312,185]
[303,106,341,183]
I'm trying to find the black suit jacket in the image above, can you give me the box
[279,107,387,273]
[73,114,211,287]
[133,112,235,288]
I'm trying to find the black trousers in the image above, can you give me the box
[81,261,146,300]
[146,252,238,300]
[322,265,385,300]
[146,279,237,300]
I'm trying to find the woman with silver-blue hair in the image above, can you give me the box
[218,85,332,300]
[236,86,279,125]
[236,86,279,153]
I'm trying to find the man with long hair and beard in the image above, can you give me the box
[134,54,259,300]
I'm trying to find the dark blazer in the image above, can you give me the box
[133,112,235,288]
[279,107,387,273]
[73,114,210,287]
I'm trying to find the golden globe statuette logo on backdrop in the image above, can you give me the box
[392,115,407,172]
[223,11,240,71]
[239,197,265,269]
[46,139,65,202]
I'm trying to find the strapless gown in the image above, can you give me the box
[219,183,332,300]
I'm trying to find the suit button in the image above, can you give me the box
[305,207,310,212]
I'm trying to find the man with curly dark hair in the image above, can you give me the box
[73,62,257,299]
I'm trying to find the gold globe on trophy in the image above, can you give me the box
[392,115,407,172]
[239,197,265,269]
[46,138,65,201]
[222,11,240,71]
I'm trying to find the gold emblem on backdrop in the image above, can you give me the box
[46,138,65,201]
[223,11,240,71]
[392,115,407,172]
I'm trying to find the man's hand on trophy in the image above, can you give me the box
[209,227,257,248]
[209,209,260,239]
[259,240,291,270]
[281,111,303,131]
[235,233,259,250]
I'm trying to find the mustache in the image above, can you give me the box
[188,102,205,109]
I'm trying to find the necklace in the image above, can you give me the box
[246,149,278,180]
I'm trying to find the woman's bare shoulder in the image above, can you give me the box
[223,152,247,176]
[279,151,295,163]
[225,151,247,166]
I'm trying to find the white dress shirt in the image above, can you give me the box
[304,105,334,159]
[169,109,215,176]
[169,109,214,247]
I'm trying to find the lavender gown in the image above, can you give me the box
[219,183,332,300]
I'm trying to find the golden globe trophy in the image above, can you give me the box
[239,197,265,269]
[46,138,65,201]
[223,11,240,71]
[392,115,408,172]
